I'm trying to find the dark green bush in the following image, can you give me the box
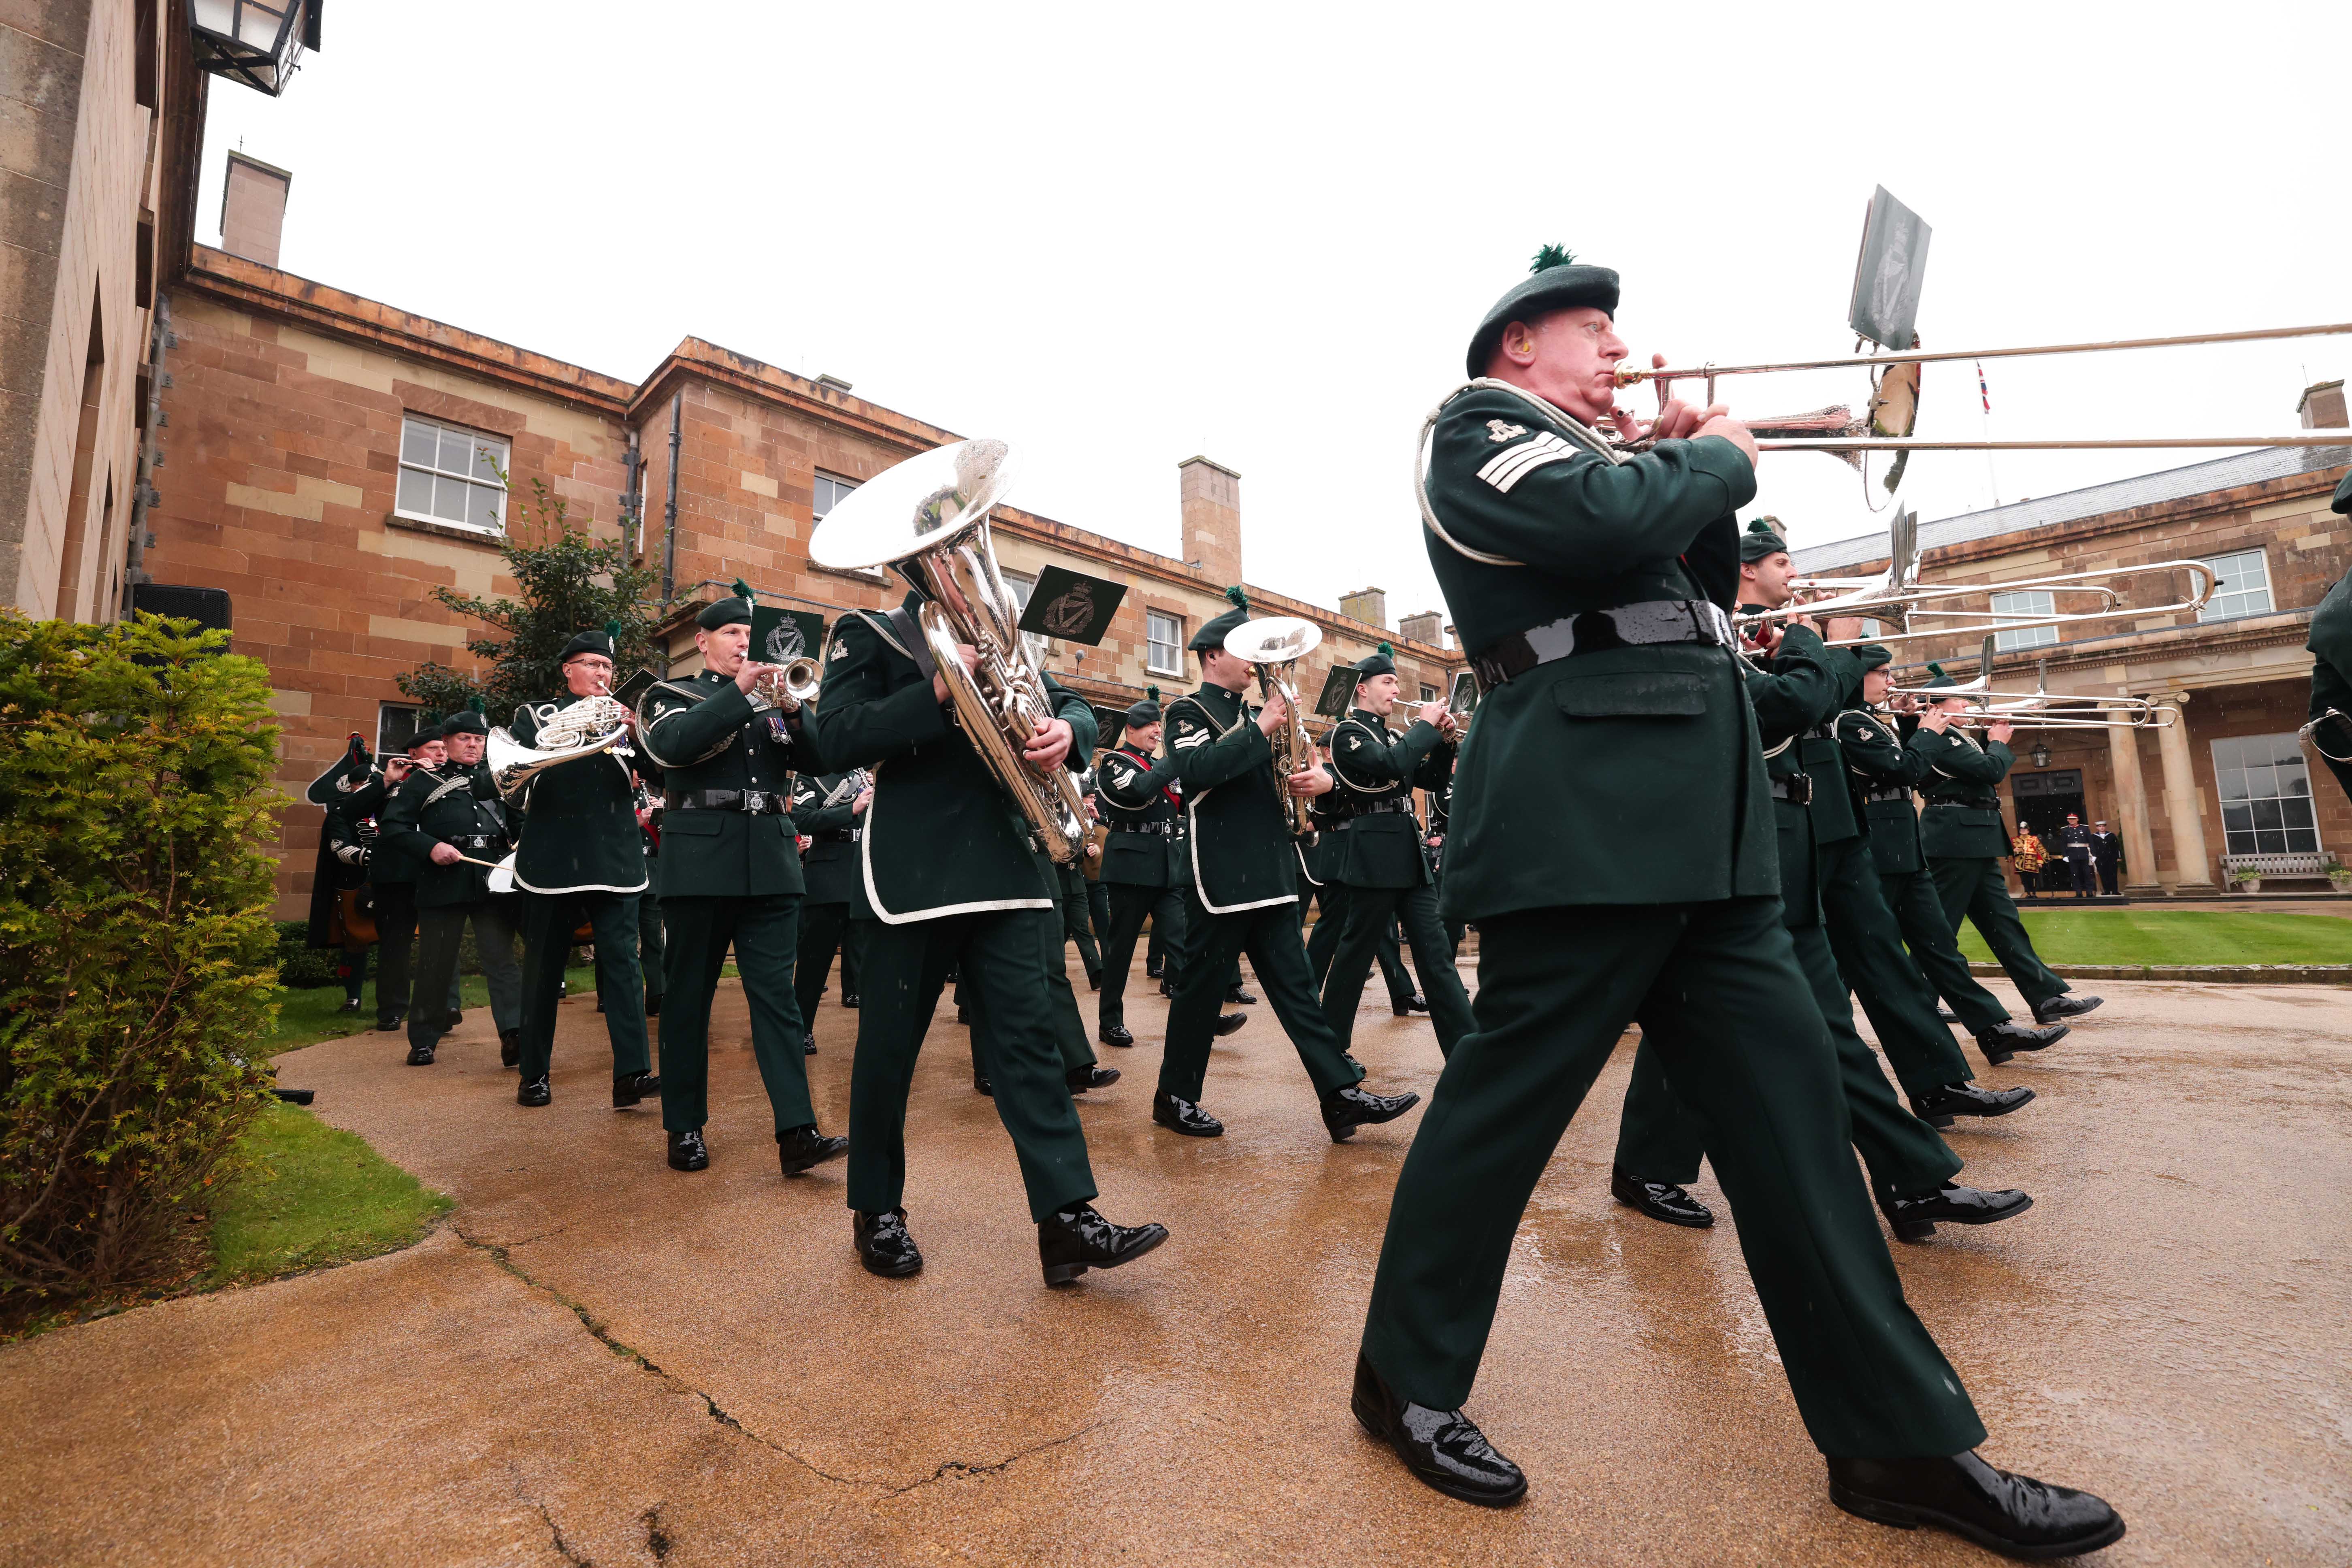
[273,921,342,989]
[0,613,282,1298]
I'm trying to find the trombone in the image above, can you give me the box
[1615,320,2352,454]
[1888,642,2174,731]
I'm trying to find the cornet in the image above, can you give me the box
[752,656,821,712]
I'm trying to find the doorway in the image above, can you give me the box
[2011,769,2086,893]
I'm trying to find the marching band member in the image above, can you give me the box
[637,588,848,1179]
[1302,741,1422,1014]
[381,705,524,1068]
[1316,642,1472,1059]
[1353,251,2121,1559]
[1153,589,1421,1142]
[812,579,1166,1285]
[505,624,660,1110]
[788,764,874,1049]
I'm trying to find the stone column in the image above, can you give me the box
[2105,709,2163,897]
[2154,690,2219,895]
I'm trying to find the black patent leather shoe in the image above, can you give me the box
[957,1006,970,1025]
[443,1009,464,1030]
[1975,1019,2068,1066]
[1610,1165,1714,1227]
[1212,1011,1246,1038]
[612,1069,659,1109]
[1152,1091,1223,1137]
[841,990,859,1009]
[2032,993,2103,1024]
[803,1031,816,1056]
[516,1075,551,1107]
[1321,1084,1421,1143]
[376,1014,403,1033]
[1826,1451,2124,1558]
[777,1123,848,1176]
[974,1072,993,1097]
[405,1042,435,1066]
[1351,1352,1526,1507]
[1880,1183,2034,1243]
[1157,979,1173,998]
[1393,993,1430,1016]
[1099,1023,1136,1048]
[1225,985,1257,1005]
[499,1028,523,1067]
[667,1128,709,1172]
[340,997,362,1014]
[1068,1063,1121,1092]
[1145,961,1164,979]
[1037,1203,1169,1285]
[854,1209,922,1277]
[1908,1081,2036,1129]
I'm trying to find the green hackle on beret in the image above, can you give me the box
[1739,516,1789,563]
[1377,640,1395,657]
[732,578,755,602]
[1146,685,1159,701]
[1225,585,1250,611]
[1924,661,1957,690]
[604,618,623,641]
[1531,244,1578,271]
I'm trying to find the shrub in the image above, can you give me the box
[273,920,343,989]
[0,613,283,1299]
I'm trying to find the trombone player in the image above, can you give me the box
[504,624,660,1110]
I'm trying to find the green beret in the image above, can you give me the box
[560,619,622,663]
[2333,469,2350,516]
[1191,585,1252,652]
[440,699,488,737]
[1125,685,1162,726]
[1922,662,1957,690]
[1466,245,1621,378]
[1854,644,1893,672]
[1740,516,1789,563]
[409,713,444,750]
[697,579,756,631]
[1355,640,1397,678]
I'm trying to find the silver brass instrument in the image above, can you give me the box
[1224,615,1324,842]
[488,693,633,803]
[807,438,1090,865]
[1885,641,2174,731]
[754,656,821,713]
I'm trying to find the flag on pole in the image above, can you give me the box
[1976,360,1992,415]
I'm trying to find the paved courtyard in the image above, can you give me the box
[2,967,2347,1566]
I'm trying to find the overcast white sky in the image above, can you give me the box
[199,3,2351,639]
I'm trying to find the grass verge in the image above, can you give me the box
[207,1099,452,1287]
[1954,909,2352,967]
[265,965,597,1058]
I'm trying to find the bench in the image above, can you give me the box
[2220,852,2337,885]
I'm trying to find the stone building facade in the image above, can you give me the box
[1792,399,2352,897]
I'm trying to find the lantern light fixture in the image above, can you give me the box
[190,0,321,97]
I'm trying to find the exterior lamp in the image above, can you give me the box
[2030,740,2053,769]
[190,0,320,96]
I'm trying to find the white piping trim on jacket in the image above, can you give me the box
[1171,691,1298,915]
[859,758,1053,925]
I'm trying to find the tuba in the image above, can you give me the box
[488,692,634,803]
[807,439,1090,865]
[1224,615,1324,842]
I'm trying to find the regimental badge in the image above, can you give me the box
[1016,566,1127,646]
[1486,420,1528,443]
[829,639,850,662]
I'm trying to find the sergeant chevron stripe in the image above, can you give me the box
[1477,431,1575,493]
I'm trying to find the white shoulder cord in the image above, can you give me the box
[1414,378,1621,568]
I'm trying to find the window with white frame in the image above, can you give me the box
[377,703,424,755]
[2212,733,2319,855]
[1420,684,1438,703]
[999,571,1035,616]
[396,415,509,533]
[1991,589,2058,651]
[2199,549,2273,622]
[1145,609,1182,675]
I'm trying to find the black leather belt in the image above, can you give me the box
[1355,797,1419,816]
[1109,820,1180,836]
[666,788,790,815]
[814,827,861,844]
[1770,775,1813,804]
[1861,785,1911,803]
[1470,599,1736,691]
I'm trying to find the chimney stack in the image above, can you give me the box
[1339,586,1388,629]
[220,152,291,268]
[1398,610,1444,647]
[2299,379,2347,430]
[1178,456,1242,586]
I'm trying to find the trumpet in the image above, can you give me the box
[753,656,821,712]
[1224,615,1325,842]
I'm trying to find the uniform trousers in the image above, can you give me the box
[658,893,815,1135]
[639,883,666,1009]
[372,880,421,1024]
[852,908,1097,1223]
[1086,880,1111,961]
[1816,837,1976,1095]
[1878,866,2012,1037]
[518,889,650,1082]
[1305,881,1415,1006]
[1059,866,1103,985]
[1321,879,1475,1058]
[1160,890,1363,1104]
[1362,898,1986,1459]
[1097,880,1186,1031]
[2067,851,2096,897]
[1615,919,1964,1203]
[794,900,868,1029]
[406,898,522,1053]
[1930,856,2071,1010]
[965,875,1098,1077]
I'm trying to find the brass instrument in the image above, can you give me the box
[753,656,821,712]
[806,438,1090,865]
[487,693,634,803]
[1885,641,2174,731]
[1224,615,1325,842]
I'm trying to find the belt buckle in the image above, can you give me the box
[745,790,767,814]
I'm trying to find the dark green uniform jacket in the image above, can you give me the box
[2307,569,2352,800]
[1420,382,1766,919]
[640,670,813,900]
[1326,707,1451,888]
[1839,705,1937,875]
[1163,682,1297,914]
[1093,744,1189,888]
[1914,729,2016,858]
[788,769,873,912]
[810,601,1097,922]
[381,762,513,910]
[1745,626,1851,925]
[507,700,649,895]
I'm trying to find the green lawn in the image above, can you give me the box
[263,965,596,1058]
[207,1100,452,1287]
[1954,910,2352,967]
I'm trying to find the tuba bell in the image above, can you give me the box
[488,693,634,803]
[1224,615,1324,842]
[807,438,1091,864]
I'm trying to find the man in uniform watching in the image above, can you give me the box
[505,623,660,1110]
[2058,813,2097,899]
[637,585,848,1180]
[1352,250,2122,1560]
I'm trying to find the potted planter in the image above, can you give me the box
[2231,870,2264,894]
[2329,867,2352,894]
